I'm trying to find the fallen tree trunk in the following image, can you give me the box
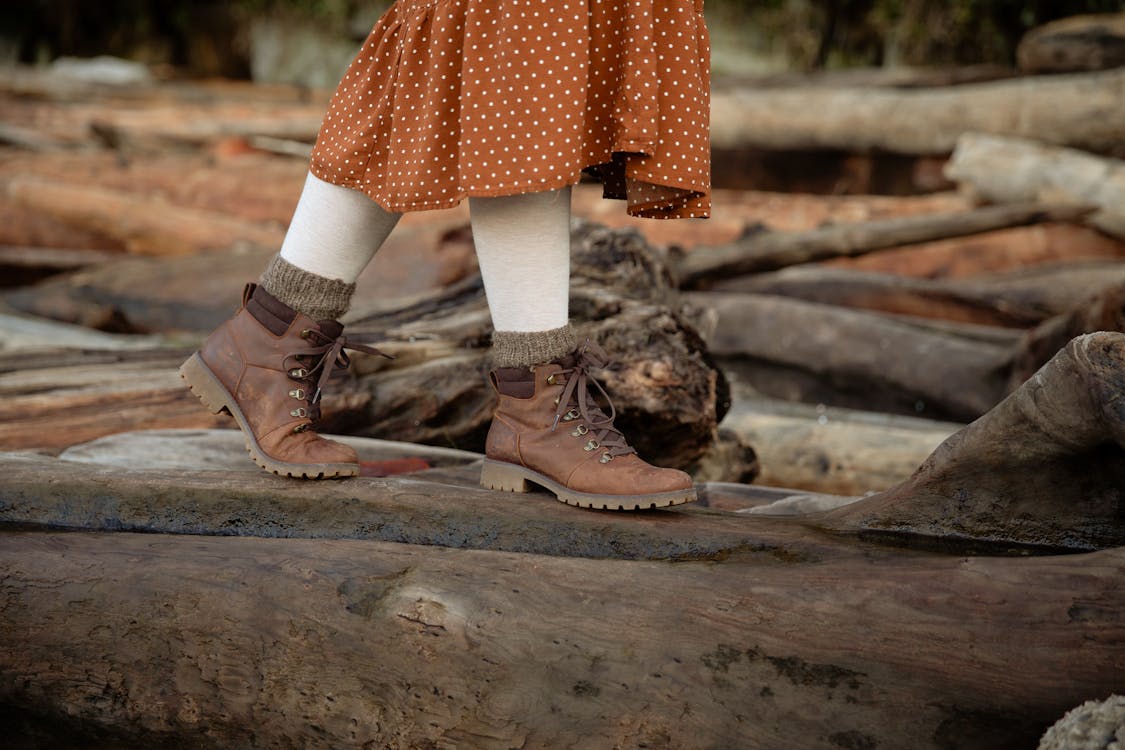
[721,397,959,495]
[944,132,1125,239]
[712,260,1125,328]
[689,292,1013,421]
[711,68,1125,157]
[822,331,1125,551]
[1,531,1120,750]
[5,177,286,256]
[1007,281,1125,390]
[675,202,1092,289]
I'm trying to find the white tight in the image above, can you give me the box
[279,172,571,332]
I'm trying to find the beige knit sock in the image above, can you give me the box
[260,256,355,321]
[491,324,577,368]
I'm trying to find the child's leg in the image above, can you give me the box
[470,187,575,366]
[471,188,694,509]
[262,172,402,321]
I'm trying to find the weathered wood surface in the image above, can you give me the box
[1,530,1120,750]
[711,68,1125,157]
[1008,281,1125,390]
[675,202,1092,289]
[821,221,1125,279]
[722,397,959,495]
[945,132,1125,239]
[1017,13,1125,74]
[1,334,1121,748]
[6,177,286,256]
[821,332,1125,551]
[690,292,1014,421]
[711,260,1125,328]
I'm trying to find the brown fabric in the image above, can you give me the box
[485,356,693,496]
[260,255,355,322]
[310,0,711,220]
[491,324,577,368]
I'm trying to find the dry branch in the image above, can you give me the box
[675,202,1093,289]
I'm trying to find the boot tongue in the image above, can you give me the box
[317,320,344,339]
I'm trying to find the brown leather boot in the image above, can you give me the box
[179,283,387,479]
[481,341,696,510]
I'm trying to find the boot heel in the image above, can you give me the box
[480,460,530,493]
[179,353,231,415]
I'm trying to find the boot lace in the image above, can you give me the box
[550,340,636,462]
[283,327,393,429]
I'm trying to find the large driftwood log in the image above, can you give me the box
[1,531,1120,750]
[675,202,1092,289]
[821,332,1125,551]
[945,132,1125,239]
[711,68,1125,157]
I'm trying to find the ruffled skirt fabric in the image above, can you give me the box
[310,0,710,219]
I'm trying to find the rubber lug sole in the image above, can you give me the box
[179,352,358,479]
[480,458,696,511]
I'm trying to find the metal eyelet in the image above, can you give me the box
[291,408,307,418]
[289,368,309,378]
[293,423,309,434]
[571,424,589,437]
[546,374,559,385]
[562,409,580,422]
[289,388,306,400]
[553,396,561,406]
[300,329,311,339]
[583,440,600,452]
[599,453,614,464]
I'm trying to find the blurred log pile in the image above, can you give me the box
[3,56,1125,494]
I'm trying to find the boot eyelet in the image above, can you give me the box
[553,396,561,406]
[289,388,306,400]
[571,425,588,437]
[291,408,307,418]
[600,453,614,464]
[293,424,309,434]
[289,368,309,378]
[583,440,600,452]
[547,374,561,385]
[562,409,580,422]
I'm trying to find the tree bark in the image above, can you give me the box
[944,132,1125,239]
[711,68,1125,157]
[675,202,1093,289]
[1,530,1120,750]
[689,292,1013,421]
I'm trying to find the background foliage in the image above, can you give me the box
[1,0,1122,77]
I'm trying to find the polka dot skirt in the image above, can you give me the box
[310,0,711,220]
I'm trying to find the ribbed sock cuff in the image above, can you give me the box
[259,255,355,321]
[491,324,577,368]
